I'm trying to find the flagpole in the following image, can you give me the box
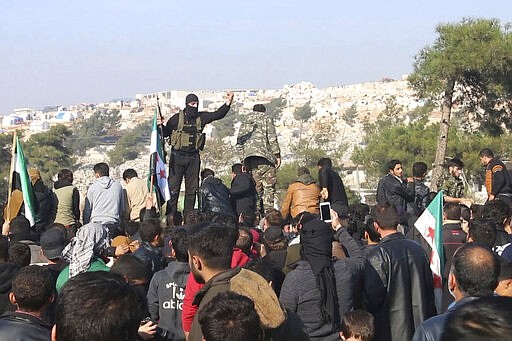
[5,131,17,224]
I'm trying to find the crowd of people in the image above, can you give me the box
[1,93,512,341]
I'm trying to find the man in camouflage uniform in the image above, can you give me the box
[236,104,281,215]
[439,158,472,206]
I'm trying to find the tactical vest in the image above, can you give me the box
[170,111,206,151]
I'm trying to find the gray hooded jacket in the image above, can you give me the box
[83,176,124,225]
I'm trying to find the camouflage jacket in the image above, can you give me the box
[440,172,465,198]
[236,111,280,162]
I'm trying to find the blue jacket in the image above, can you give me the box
[411,296,481,341]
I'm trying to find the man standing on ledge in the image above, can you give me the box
[479,148,512,204]
[160,91,234,214]
[236,104,281,215]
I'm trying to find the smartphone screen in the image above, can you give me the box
[320,202,332,222]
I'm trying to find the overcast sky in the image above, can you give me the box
[1,0,511,114]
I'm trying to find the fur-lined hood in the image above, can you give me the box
[230,268,286,328]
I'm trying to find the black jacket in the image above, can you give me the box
[407,179,430,216]
[32,180,56,234]
[376,173,414,215]
[133,241,164,276]
[362,232,436,341]
[0,311,52,341]
[161,104,230,155]
[0,263,18,316]
[318,167,348,206]
[230,172,257,215]
[199,177,235,217]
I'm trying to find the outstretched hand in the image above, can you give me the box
[226,91,234,105]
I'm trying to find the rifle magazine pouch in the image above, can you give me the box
[196,133,206,150]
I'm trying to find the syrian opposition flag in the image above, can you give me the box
[414,190,444,312]
[10,135,37,226]
[149,111,171,207]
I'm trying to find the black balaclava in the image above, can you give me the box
[300,214,340,332]
[184,93,199,118]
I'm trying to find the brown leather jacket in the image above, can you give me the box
[281,174,321,219]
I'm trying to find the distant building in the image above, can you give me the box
[13,108,34,121]
[2,115,23,127]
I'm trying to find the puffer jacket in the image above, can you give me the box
[199,176,235,217]
[362,232,436,341]
[281,174,321,219]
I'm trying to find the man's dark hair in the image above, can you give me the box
[198,291,261,341]
[482,199,510,228]
[244,258,274,283]
[200,168,215,180]
[9,215,31,235]
[460,204,471,222]
[373,202,399,230]
[124,221,140,238]
[166,211,183,228]
[8,242,31,267]
[168,227,189,262]
[442,296,512,341]
[468,218,497,248]
[110,254,150,285]
[236,227,253,256]
[184,209,204,225]
[452,243,499,296]
[188,225,233,271]
[56,271,144,341]
[122,168,138,181]
[447,158,464,169]
[363,216,381,243]
[386,159,401,171]
[139,220,162,243]
[265,209,284,228]
[93,162,109,177]
[478,148,494,159]
[443,202,461,220]
[412,162,428,178]
[297,166,310,176]
[57,169,74,182]
[239,209,257,227]
[12,265,55,312]
[231,163,243,175]
[0,235,9,261]
[12,265,54,312]
[340,310,375,341]
[317,157,332,168]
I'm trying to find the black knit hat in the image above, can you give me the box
[185,93,199,104]
[253,104,266,113]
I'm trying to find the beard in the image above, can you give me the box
[190,260,205,284]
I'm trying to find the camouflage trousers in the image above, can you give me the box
[246,157,276,214]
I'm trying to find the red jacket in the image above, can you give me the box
[181,248,250,332]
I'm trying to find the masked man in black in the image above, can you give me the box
[160,92,234,214]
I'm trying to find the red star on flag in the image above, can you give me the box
[427,226,435,242]
[159,168,166,179]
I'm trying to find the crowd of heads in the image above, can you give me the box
[3,145,512,341]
